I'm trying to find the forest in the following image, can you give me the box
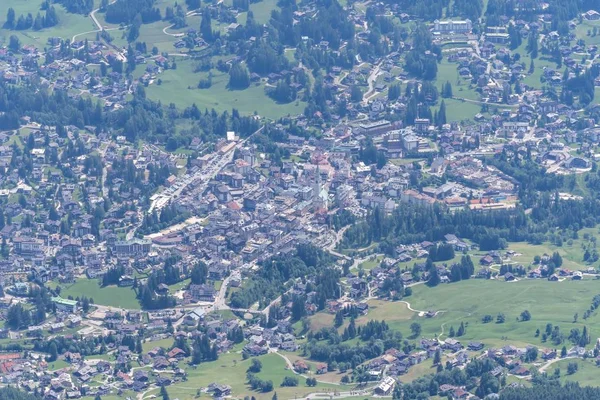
[230,244,340,309]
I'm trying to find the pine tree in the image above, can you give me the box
[457,321,465,336]
[160,385,170,400]
[437,100,447,127]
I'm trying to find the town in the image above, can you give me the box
[3,0,600,399]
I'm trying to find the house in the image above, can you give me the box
[374,376,396,395]
[189,284,216,301]
[468,341,485,351]
[443,338,463,352]
[208,383,232,397]
[293,360,308,373]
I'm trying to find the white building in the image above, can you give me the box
[433,19,473,34]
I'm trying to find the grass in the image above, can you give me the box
[575,21,600,47]
[0,0,96,48]
[146,352,339,400]
[58,278,140,309]
[48,359,70,371]
[436,59,479,101]
[506,226,600,271]
[354,300,415,333]
[554,358,600,387]
[439,98,483,122]
[406,279,600,348]
[142,337,173,353]
[145,58,306,119]
[236,0,279,25]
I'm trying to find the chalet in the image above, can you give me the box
[374,376,396,395]
[293,360,308,373]
[468,341,485,351]
[189,284,216,301]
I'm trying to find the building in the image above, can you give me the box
[113,239,151,256]
[13,237,43,255]
[375,376,396,395]
[52,296,78,313]
[433,19,473,34]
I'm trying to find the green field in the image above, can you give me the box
[143,352,340,400]
[506,226,600,272]
[438,98,482,123]
[142,337,173,353]
[554,358,600,387]
[145,58,306,119]
[0,0,96,48]
[58,278,140,309]
[236,0,279,25]
[406,279,600,348]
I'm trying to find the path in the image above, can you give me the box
[272,350,345,386]
[398,300,428,317]
[162,24,185,37]
[362,61,383,104]
[452,96,519,108]
[538,356,576,373]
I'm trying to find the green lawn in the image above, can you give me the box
[506,226,600,271]
[575,21,600,47]
[236,0,279,25]
[555,358,600,387]
[145,58,306,119]
[58,278,140,309]
[406,279,600,348]
[145,352,338,400]
[438,98,482,123]
[0,0,96,48]
[436,59,479,101]
[142,337,173,353]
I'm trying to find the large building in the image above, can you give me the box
[52,296,78,313]
[433,19,473,34]
[113,238,151,256]
[13,237,43,255]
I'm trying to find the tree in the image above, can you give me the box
[520,310,532,321]
[334,310,344,327]
[350,85,363,102]
[388,83,401,101]
[496,313,505,323]
[281,376,299,387]
[561,346,567,358]
[160,385,170,400]
[48,342,58,362]
[9,35,20,52]
[567,362,578,375]
[248,358,262,373]
[306,377,317,387]
[410,322,422,338]
[229,63,250,90]
[457,321,465,337]
[6,8,16,29]
[200,10,213,42]
[524,346,538,362]
[433,349,441,365]
[442,81,453,98]
[437,100,447,127]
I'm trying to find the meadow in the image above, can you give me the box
[56,278,140,309]
[0,0,97,48]
[144,58,307,119]
[407,278,600,348]
[142,352,342,400]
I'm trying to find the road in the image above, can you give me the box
[362,61,383,104]
[73,0,116,41]
[149,126,264,214]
